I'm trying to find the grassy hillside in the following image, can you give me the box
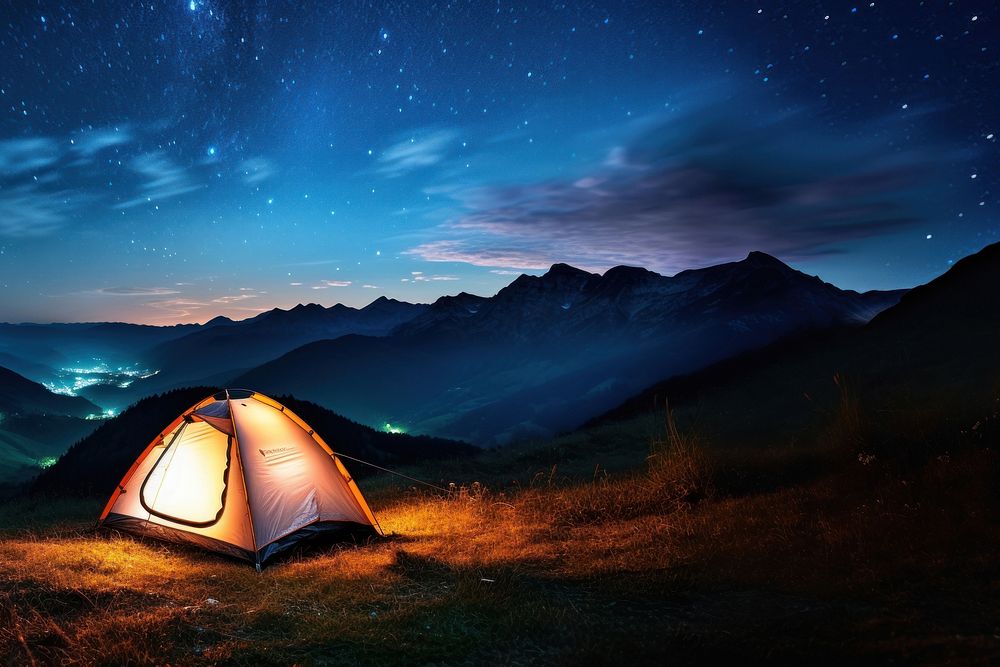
[2,247,998,663]
[0,416,98,495]
[1,392,998,663]
[0,429,55,496]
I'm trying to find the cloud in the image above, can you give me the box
[379,129,457,177]
[212,287,263,303]
[212,294,257,303]
[0,184,82,237]
[0,137,60,175]
[311,280,352,289]
[71,127,131,159]
[115,151,202,209]
[362,284,379,288]
[141,292,269,323]
[406,102,953,274]
[144,298,211,320]
[411,272,459,282]
[90,286,181,296]
[0,130,133,236]
[239,157,275,184]
[406,240,555,270]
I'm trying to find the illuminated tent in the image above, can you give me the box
[99,389,382,568]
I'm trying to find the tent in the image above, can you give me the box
[99,389,382,568]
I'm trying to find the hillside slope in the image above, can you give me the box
[0,366,101,418]
[597,241,1000,448]
[145,297,427,385]
[33,387,474,497]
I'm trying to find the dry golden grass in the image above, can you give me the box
[1,414,999,664]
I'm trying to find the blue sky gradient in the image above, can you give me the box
[0,1,995,323]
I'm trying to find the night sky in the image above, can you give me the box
[0,1,995,324]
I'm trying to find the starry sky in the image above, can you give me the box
[0,1,995,324]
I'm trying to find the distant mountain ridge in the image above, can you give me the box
[590,240,1000,450]
[140,296,428,390]
[0,252,910,446]
[395,252,900,344]
[0,296,429,408]
[234,252,906,444]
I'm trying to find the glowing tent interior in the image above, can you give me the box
[98,389,382,568]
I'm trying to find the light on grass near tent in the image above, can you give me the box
[384,422,405,434]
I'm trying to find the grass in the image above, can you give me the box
[2,399,999,665]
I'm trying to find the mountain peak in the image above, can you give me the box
[290,302,326,312]
[602,265,658,281]
[742,251,789,268]
[545,263,593,279]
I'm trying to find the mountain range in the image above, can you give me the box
[0,251,907,463]
[141,297,428,390]
[233,252,904,443]
[593,241,1000,452]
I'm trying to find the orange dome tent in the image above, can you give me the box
[98,389,382,568]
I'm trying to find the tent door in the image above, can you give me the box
[140,421,233,527]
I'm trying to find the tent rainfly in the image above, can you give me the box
[99,389,382,568]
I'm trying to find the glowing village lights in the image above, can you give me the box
[42,360,159,396]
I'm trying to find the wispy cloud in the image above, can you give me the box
[0,137,60,175]
[409,271,459,282]
[144,298,211,320]
[406,240,554,270]
[115,151,202,209]
[211,287,264,303]
[142,292,269,323]
[71,127,131,159]
[407,102,955,274]
[311,279,352,289]
[239,157,275,184]
[0,128,137,236]
[212,294,257,303]
[90,286,181,296]
[379,129,457,177]
[0,184,86,237]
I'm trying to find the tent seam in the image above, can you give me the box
[229,396,262,571]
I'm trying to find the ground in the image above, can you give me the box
[1,409,998,665]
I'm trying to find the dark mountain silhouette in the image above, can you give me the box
[0,321,210,374]
[593,241,1000,448]
[120,297,428,396]
[0,366,100,418]
[0,367,104,492]
[33,386,474,498]
[234,253,905,444]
